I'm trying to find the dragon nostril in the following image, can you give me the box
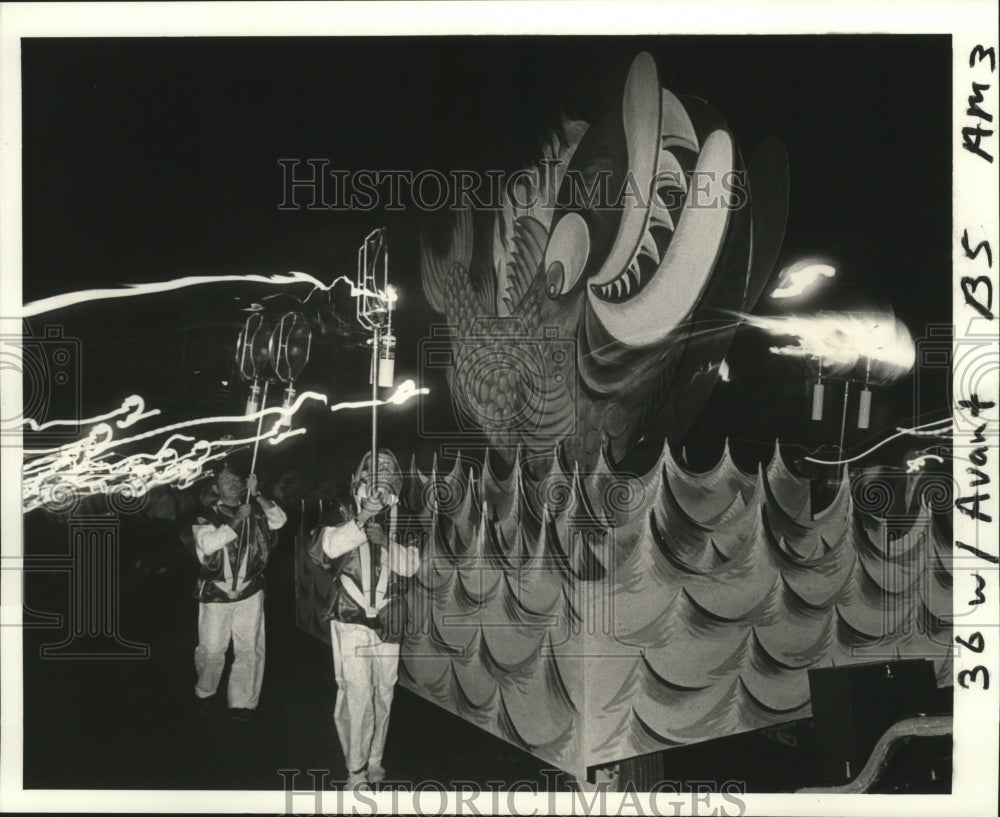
[546,261,565,298]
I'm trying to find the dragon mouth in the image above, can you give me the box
[589,128,730,312]
[544,52,736,349]
[590,228,670,302]
[589,85,697,305]
[589,166,684,304]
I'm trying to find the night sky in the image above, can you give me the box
[19,35,952,483]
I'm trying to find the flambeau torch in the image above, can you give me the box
[230,310,311,595]
[355,228,398,612]
[235,313,273,416]
[356,229,398,493]
[233,310,313,494]
[269,311,313,433]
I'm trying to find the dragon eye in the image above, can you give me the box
[546,261,564,298]
[542,213,590,298]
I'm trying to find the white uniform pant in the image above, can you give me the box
[330,620,400,773]
[194,590,266,709]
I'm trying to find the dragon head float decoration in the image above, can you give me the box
[421,52,789,469]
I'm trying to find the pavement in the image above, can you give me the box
[19,512,551,792]
[18,512,950,794]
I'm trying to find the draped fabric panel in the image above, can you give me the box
[300,441,953,777]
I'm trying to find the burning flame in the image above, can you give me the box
[770,260,836,299]
[737,310,916,382]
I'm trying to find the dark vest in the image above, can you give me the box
[195,502,275,603]
[307,505,408,643]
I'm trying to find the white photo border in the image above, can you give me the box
[1,2,997,815]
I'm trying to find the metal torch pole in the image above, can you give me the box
[246,379,271,501]
[368,324,381,611]
[371,325,380,492]
[838,379,851,480]
[236,378,270,594]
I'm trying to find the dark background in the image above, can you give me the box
[21,35,953,483]
[17,35,953,793]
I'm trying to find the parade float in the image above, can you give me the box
[296,50,953,787]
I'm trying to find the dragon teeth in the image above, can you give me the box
[660,88,699,153]
[639,229,659,261]
[629,264,642,291]
[649,191,677,230]
[657,149,687,193]
[596,265,644,302]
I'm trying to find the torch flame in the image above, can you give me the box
[736,310,916,382]
[770,260,836,299]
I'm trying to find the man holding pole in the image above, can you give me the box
[309,448,419,790]
[191,465,287,721]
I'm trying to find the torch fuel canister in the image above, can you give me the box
[378,334,396,388]
[245,381,262,416]
[811,382,825,421]
[857,387,872,429]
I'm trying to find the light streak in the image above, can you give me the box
[243,275,397,311]
[25,390,328,456]
[315,275,394,304]
[770,261,836,299]
[584,318,744,363]
[24,269,398,319]
[908,424,956,437]
[22,381,430,512]
[21,394,160,432]
[804,417,953,466]
[22,271,334,318]
[906,454,945,473]
[256,275,356,308]
[328,379,429,413]
[21,391,329,512]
